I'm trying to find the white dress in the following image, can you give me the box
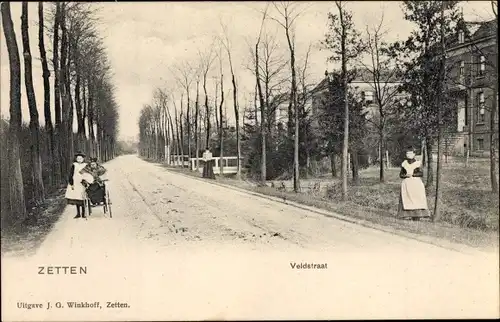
[400,160,428,210]
[65,162,94,204]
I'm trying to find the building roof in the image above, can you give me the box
[446,19,496,51]
[470,19,496,40]
[311,67,403,95]
[309,20,495,98]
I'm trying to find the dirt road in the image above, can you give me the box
[2,155,498,320]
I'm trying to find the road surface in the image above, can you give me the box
[2,155,499,321]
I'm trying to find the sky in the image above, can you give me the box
[0,1,495,141]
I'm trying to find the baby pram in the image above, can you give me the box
[82,179,112,218]
[87,180,106,205]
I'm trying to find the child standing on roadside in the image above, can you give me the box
[65,152,93,219]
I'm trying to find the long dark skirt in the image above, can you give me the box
[397,193,430,219]
[202,160,216,179]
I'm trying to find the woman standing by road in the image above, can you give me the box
[65,152,93,219]
[397,146,430,221]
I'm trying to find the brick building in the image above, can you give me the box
[445,19,498,156]
[310,68,404,123]
[307,68,405,166]
[309,19,498,158]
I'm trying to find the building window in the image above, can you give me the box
[363,91,373,104]
[477,138,484,151]
[465,94,468,126]
[478,55,486,76]
[496,93,499,123]
[477,91,485,123]
[458,30,464,44]
[459,61,465,80]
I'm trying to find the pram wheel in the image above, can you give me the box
[84,197,92,217]
[83,180,111,218]
[105,190,112,218]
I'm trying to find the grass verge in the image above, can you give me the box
[159,162,499,251]
[1,188,67,257]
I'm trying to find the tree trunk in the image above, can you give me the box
[232,73,241,179]
[82,79,90,154]
[60,3,71,177]
[433,132,443,221]
[100,131,105,161]
[285,26,299,192]
[99,130,104,161]
[256,43,266,184]
[254,84,259,128]
[166,108,176,165]
[379,130,385,183]
[52,2,62,185]
[199,108,203,167]
[75,72,85,152]
[88,84,96,158]
[166,107,171,165]
[426,136,434,187]
[195,80,200,170]
[219,74,225,176]
[2,2,27,221]
[433,1,445,222]
[287,96,293,138]
[351,149,359,184]
[204,75,210,150]
[155,123,159,161]
[304,125,310,179]
[214,82,219,135]
[330,153,337,178]
[21,2,45,204]
[173,108,181,165]
[340,10,349,200]
[421,137,426,166]
[39,1,55,189]
[179,108,185,166]
[186,92,191,160]
[65,37,75,164]
[96,112,102,161]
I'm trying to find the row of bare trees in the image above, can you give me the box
[138,2,370,193]
[139,21,243,176]
[138,3,315,185]
[1,2,119,227]
[137,0,498,210]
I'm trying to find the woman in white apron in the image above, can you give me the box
[65,152,93,219]
[397,146,430,221]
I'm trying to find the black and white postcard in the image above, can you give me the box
[1,1,499,320]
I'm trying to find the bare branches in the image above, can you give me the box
[257,3,270,41]
[197,42,216,79]
[269,1,310,31]
[297,42,314,112]
[359,13,401,118]
[171,61,195,92]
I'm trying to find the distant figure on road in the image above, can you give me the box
[65,152,93,219]
[202,148,215,179]
[397,146,430,221]
[80,157,107,205]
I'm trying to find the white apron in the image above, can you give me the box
[400,160,428,210]
[65,162,94,201]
